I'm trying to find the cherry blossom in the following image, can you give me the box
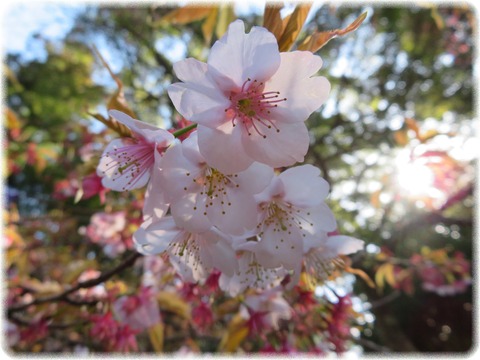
[239,288,292,333]
[168,20,330,173]
[133,216,238,283]
[238,165,337,273]
[302,233,364,287]
[97,110,174,192]
[159,131,273,235]
[113,286,161,331]
[219,250,287,296]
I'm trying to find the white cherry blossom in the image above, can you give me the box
[168,20,330,173]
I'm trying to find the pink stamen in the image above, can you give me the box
[224,78,286,138]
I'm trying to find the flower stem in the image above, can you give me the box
[172,123,197,138]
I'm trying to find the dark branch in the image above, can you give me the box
[7,252,142,315]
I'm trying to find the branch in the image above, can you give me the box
[8,252,143,315]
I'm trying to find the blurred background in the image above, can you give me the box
[3,1,475,354]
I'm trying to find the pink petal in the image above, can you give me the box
[207,187,258,236]
[208,20,280,90]
[170,192,212,233]
[197,123,254,174]
[264,51,330,123]
[168,58,229,128]
[306,203,337,233]
[97,138,153,191]
[133,217,181,255]
[325,235,364,255]
[198,230,238,277]
[109,110,174,145]
[239,223,303,271]
[279,164,330,208]
[234,162,274,195]
[143,149,169,222]
[159,143,202,203]
[242,121,309,168]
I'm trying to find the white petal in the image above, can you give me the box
[168,58,229,127]
[234,162,274,195]
[264,51,330,123]
[109,110,174,145]
[279,164,330,208]
[97,138,152,191]
[143,149,169,222]
[198,230,238,276]
[133,217,181,255]
[170,192,212,233]
[242,121,309,168]
[239,223,303,271]
[180,131,205,164]
[208,20,280,89]
[197,123,254,174]
[159,143,202,203]
[306,203,337,233]
[325,235,364,255]
[207,187,258,236]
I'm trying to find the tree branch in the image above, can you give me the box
[8,252,142,315]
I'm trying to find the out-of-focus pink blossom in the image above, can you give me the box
[113,286,161,332]
[240,288,292,334]
[19,318,48,344]
[326,295,353,353]
[81,173,108,204]
[192,301,214,332]
[90,312,139,352]
[83,211,129,258]
[6,321,20,348]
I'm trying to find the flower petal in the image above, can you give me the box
[325,235,364,255]
[279,164,330,208]
[238,223,303,271]
[143,150,169,222]
[208,20,280,90]
[159,143,202,203]
[242,121,309,168]
[234,162,274,195]
[133,216,181,255]
[168,58,229,127]
[197,123,254,174]
[170,192,212,233]
[264,51,330,123]
[207,187,258,236]
[109,110,174,145]
[97,138,153,191]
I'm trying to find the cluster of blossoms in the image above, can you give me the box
[96,20,363,295]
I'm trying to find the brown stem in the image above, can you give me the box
[7,252,142,315]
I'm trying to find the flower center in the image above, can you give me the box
[225,78,286,138]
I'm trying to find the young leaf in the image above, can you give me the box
[297,11,367,52]
[202,8,219,44]
[278,3,312,52]
[147,322,164,353]
[263,3,284,41]
[161,6,214,25]
[218,314,249,352]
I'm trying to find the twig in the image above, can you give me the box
[7,252,142,315]
[369,290,401,309]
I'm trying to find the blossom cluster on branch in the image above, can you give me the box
[96,20,364,296]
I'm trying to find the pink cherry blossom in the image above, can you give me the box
[97,110,174,192]
[238,165,337,273]
[113,286,161,331]
[239,288,292,333]
[168,20,330,173]
[83,211,129,258]
[219,250,287,296]
[133,216,238,283]
[159,131,273,236]
[302,233,364,286]
[81,173,108,204]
